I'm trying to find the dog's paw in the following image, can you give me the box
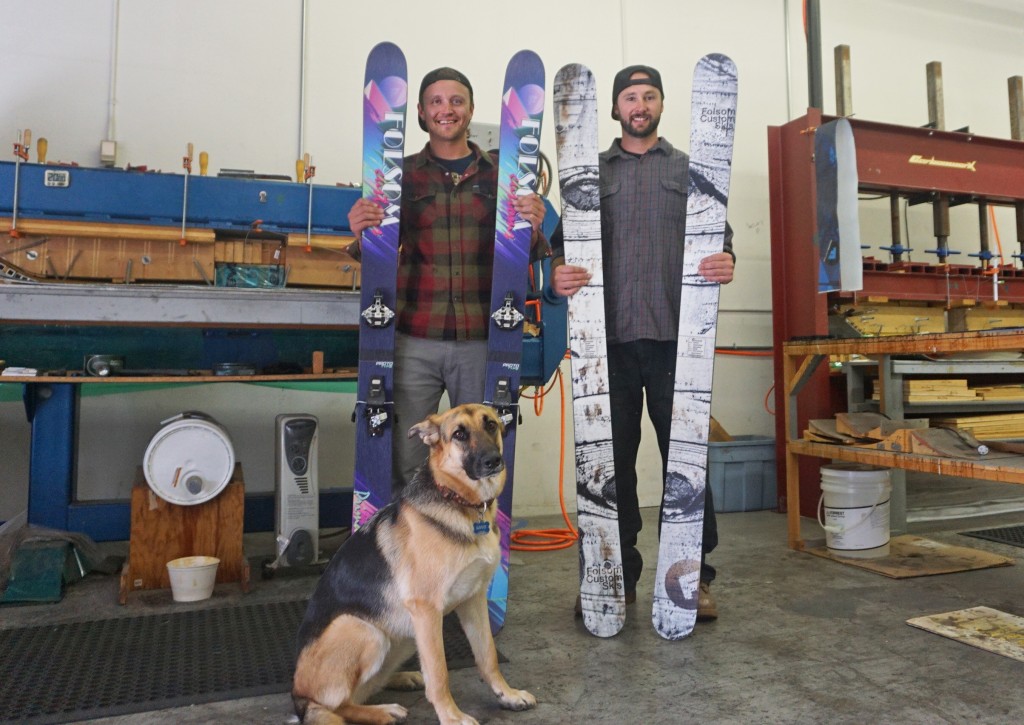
[338,702,407,724]
[497,688,537,711]
[379,703,409,723]
[385,670,425,691]
[438,714,478,725]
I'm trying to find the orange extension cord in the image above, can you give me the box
[511,366,579,551]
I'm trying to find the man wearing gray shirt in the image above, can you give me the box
[551,64,735,621]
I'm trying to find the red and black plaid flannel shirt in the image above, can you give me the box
[391,142,549,340]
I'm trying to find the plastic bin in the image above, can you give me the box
[708,435,777,512]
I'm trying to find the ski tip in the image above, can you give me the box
[583,615,626,638]
[652,606,696,640]
[556,62,594,79]
[696,53,737,79]
[653,625,693,641]
[507,49,545,76]
[366,42,407,76]
[369,40,405,58]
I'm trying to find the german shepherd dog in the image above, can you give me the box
[292,403,536,725]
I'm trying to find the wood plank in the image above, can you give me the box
[284,247,360,288]
[836,412,929,440]
[908,428,1013,460]
[834,303,946,336]
[2,235,216,283]
[932,412,1024,439]
[285,232,357,251]
[809,418,861,443]
[805,535,1014,578]
[908,606,1024,662]
[0,217,215,243]
[856,428,913,453]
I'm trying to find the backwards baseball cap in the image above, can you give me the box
[417,67,474,131]
[611,65,664,118]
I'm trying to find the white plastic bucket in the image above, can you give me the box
[143,412,235,506]
[166,556,220,602]
[818,464,891,559]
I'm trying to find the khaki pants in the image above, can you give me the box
[391,332,489,488]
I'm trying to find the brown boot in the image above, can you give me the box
[697,581,718,621]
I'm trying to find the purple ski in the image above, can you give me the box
[352,42,407,531]
[484,49,545,633]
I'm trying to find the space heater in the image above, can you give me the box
[271,413,320,568]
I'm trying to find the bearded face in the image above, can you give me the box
[613,81,663,140]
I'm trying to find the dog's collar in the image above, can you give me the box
[435,482,493,514]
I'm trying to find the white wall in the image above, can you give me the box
[2,0,1023,522]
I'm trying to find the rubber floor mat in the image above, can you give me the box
[962,525,1024,548]
[0,598,497,724]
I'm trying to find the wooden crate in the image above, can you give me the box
[119,463,249,603]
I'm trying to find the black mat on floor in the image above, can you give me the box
[962,525,1024,548]
[0,598,496,724]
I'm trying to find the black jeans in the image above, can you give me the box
[608,339,718,592]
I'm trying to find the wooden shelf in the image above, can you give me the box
[783,330,1024,550]
[784,329,1024,357]
[789,440,1024,484]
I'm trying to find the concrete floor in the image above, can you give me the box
[4,474,1024,724]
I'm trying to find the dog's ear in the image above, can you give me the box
[408,415,442,445]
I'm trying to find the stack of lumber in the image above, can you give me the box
[930,412,1024,440]
[871,378,979,404]
[973,384,1024,402]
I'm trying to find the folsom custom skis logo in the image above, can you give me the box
[502,116,542,238]
[585,560,624,591]
[371,112,405,233]
[908,154,977,172]
[498,76,545,240]
[700,105,735,131]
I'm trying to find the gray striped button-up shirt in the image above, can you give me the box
[599,137,733,345]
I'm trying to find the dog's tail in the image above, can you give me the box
[292,694,347,725]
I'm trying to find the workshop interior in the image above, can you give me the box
[3,1,1024,723]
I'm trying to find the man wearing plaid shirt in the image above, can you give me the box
[348,67,550,488]
[551,65,735,622]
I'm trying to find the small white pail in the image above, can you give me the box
[818,464,891,559]
[166,556,220,602]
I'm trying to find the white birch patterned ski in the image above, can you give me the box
[652,53,737,640]
[553,63,625,638]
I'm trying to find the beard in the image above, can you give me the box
[621,112,660,139]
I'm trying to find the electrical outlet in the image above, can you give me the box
[100,140,117,167]
[469,122,500,152]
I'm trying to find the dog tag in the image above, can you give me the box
[473,521,490,535]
